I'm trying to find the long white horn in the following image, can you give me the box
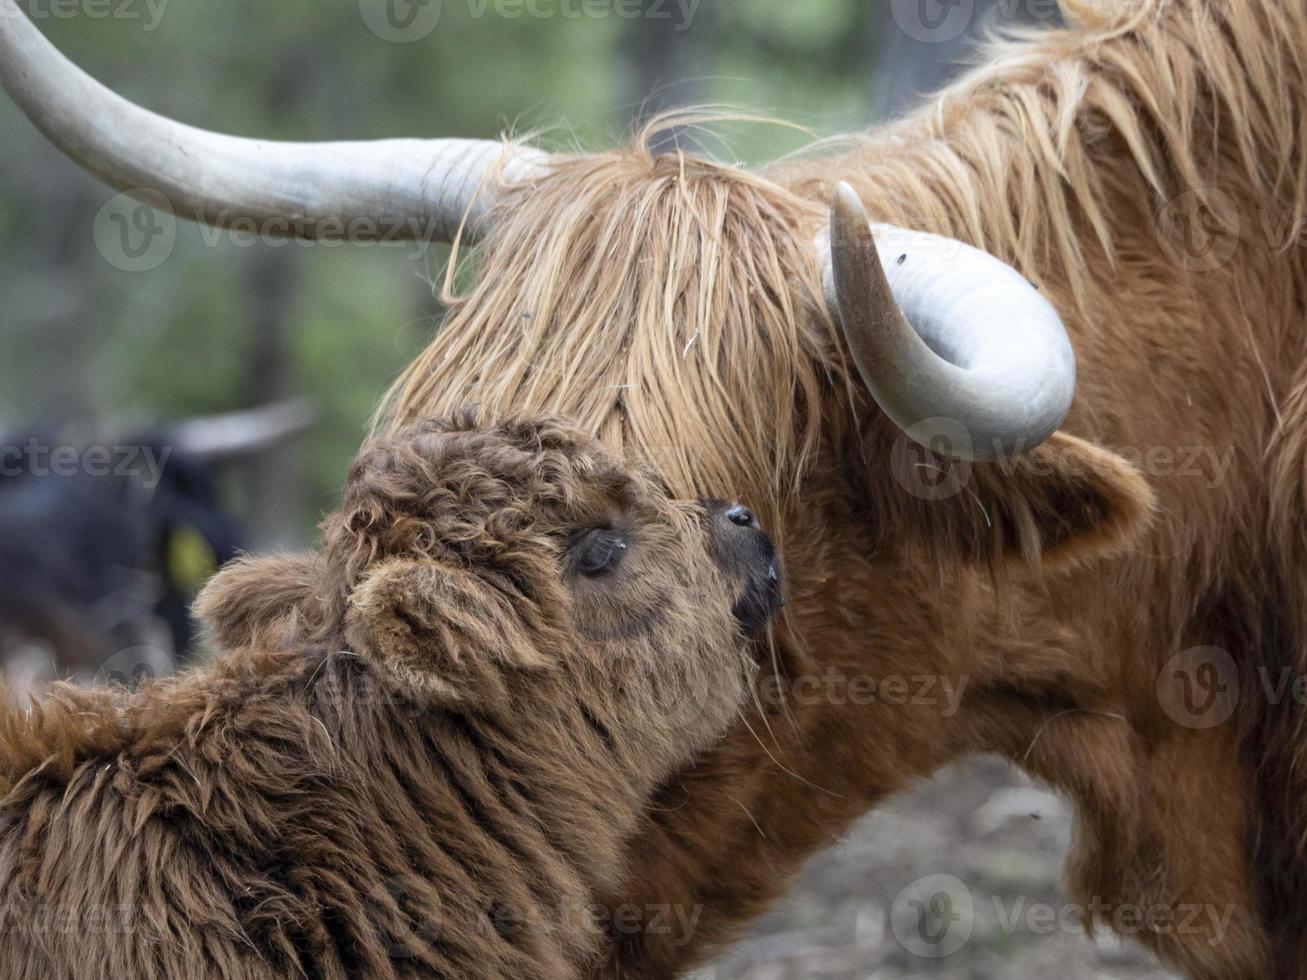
[166,399,319,461]
[0,0,548,242]
[820,182,1075,461]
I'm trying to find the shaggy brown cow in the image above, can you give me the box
[0,414,782,980]
[6,0,1307,977]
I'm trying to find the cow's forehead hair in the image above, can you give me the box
[380,132,856,540]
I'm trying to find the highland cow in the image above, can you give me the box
[9,0,1307,977]
[0,414,782,980]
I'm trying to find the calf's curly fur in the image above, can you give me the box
[0,414,770,979]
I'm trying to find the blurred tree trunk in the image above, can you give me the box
[239,53,311,550]
[241,248,304,550]
[871,0,1059,121]
[621,0,718,152]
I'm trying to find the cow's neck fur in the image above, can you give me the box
[773,3,1307,974]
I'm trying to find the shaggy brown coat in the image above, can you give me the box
[0,415,765,979]
[379,2,1307,977]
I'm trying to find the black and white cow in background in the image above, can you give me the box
[0,400,315,697]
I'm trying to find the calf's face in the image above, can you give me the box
[331,415,783,760]
[199,413,783,771]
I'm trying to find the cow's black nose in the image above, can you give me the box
[726,504,759,529]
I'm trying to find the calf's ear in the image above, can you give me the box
[345,558,553,705]
[193,552,327,651]
[877,431,1156,569]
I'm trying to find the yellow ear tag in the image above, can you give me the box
[166,526,218,592]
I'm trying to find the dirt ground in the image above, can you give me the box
[701,756,1179,979]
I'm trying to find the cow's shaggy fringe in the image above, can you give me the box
[380,1,1307,975]
[385,141,843,546]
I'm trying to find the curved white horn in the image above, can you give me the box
[0,0,548,242]
[166,399,319,461]
[820,182,1075,461]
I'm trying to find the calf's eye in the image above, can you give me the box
[575,528,628,577]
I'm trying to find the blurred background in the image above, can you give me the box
[0,0,1175,975]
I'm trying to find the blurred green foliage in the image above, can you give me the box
[0,0,881,543]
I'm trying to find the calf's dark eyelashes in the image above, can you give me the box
[573,528,629,577]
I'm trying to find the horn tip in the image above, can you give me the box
[829,181,872,252]
[832,181,864,216]
[831,181,871,238]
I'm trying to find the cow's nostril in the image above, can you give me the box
[726,504,758,529]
